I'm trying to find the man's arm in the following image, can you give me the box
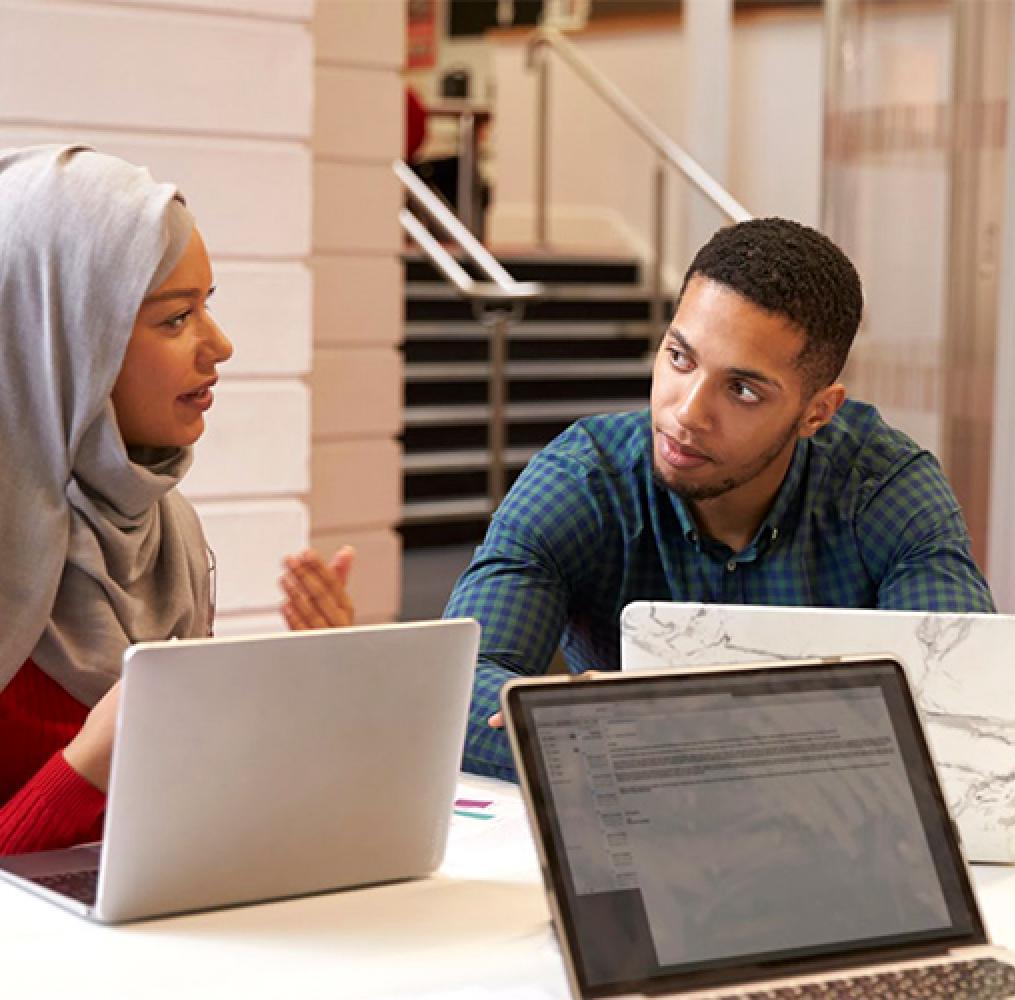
[445,449,603,780]
[859,453,996,612]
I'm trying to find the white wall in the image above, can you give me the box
[311,0,404,624]
[488,10,824,273]
[0,0,315,636]
[491,24,686,262]
[730,12,823,226]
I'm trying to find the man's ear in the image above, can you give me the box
[798,382,845,439]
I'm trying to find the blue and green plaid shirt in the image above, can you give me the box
[445,401,995,780]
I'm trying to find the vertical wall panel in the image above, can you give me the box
[312,0,405,623]
[314,0,405,68]
[313,255,402,348]
[311,348,402,440]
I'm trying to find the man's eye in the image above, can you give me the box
[732,381,762,403]
[667,348,693,371]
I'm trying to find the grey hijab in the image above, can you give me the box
[0,144,212,705]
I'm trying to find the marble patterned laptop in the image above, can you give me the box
[621,601,1015,864]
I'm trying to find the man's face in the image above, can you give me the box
[650,275,836,508]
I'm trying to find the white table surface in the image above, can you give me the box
[4,774,1015,1000]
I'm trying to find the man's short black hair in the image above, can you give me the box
[677,217,863,392]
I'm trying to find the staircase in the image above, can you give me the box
[400,248,669,618]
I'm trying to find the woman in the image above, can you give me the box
[0,145,359,858]
[0,144,232,855]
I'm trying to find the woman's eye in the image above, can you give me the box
[163,310,191,331]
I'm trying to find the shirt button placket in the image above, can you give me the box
[723,558,740,601]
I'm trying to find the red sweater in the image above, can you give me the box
[0,660,106,855]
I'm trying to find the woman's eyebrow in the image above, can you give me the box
[143,284,212,304]
[142,286,202,305]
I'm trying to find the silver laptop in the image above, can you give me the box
[620,601,1015,863]
[0,618,479,923]
[502,657,1015,999]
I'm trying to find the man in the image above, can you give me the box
[444,218,995,780]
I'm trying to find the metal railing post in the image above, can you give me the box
[526,28,751,225]
[486,311,510,507]
[650,159,667,346]
[535,46,551,247]
[457,108,477,235]
[395,160,543,514]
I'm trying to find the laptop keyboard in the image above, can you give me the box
[32,868,99,906]
[719,956,1015,999]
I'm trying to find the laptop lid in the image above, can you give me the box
[93,618,479,922]
[502,658,986,999]
[620,601,1015,864]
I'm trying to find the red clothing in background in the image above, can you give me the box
[406,87,427,161]
[0,659,105,855]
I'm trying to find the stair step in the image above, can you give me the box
[404,251,641,286]
[401,496,493,525]
[404,399,639,427]
[400,249,664,551]
[404,359,654,381]
[407,281,661,302]
[404,319,656,340]
[403,446,538,474]
[407,304,659,323]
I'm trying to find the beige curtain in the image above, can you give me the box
[822,0,1012,571]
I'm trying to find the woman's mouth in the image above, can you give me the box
[177,381,216,412]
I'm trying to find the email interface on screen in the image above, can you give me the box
[513,663,981,995]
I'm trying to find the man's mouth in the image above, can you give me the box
[656,429,712,469]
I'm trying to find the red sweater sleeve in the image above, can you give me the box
[0,751,105,855]
[0,659,106,855]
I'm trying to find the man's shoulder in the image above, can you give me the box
[538,409,651,476]
[812,399,928,488]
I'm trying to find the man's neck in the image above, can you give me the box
[688,449,796,553]
[690,499,768,554]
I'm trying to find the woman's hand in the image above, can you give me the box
[62,681,122,793]
[280,546,356,630]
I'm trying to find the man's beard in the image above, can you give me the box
[652,414,802,503]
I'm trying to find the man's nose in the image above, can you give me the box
[675,375,713,432]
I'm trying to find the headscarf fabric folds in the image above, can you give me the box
[0,144,212,706]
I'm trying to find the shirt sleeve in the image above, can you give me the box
[0,752,106,856]
[857,451,996,613]
[445,445,604,780]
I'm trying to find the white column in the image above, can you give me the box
[311,0,405,623]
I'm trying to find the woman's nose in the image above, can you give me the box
[201,314,234,365]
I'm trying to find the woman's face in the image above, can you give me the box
[112,226,233,448]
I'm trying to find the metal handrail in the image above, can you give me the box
[395,159,542,302]
[394,159,543,507]
[527,26,751,332]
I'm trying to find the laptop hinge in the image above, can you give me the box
[640,945,961,996]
